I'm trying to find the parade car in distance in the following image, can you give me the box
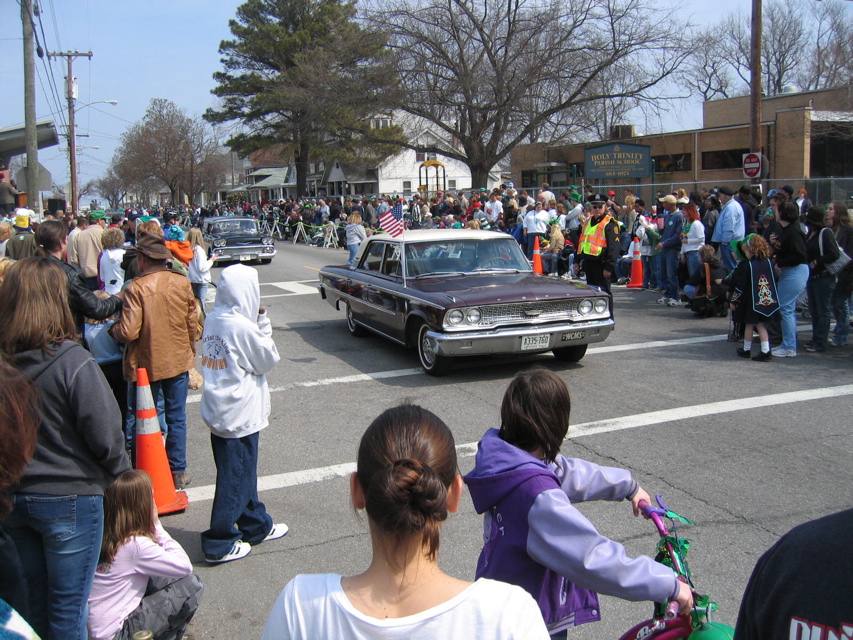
[317,229,614,375]
[201,216,276,264]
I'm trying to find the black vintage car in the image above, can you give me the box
[318,229,614,375]
[201,216,276,264]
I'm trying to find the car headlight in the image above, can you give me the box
[465,308,482,324]
[213,239,226,248]
[446,309,464,325]
[578,299,593,315]
[594,299,608,314]
[262,237,274,245]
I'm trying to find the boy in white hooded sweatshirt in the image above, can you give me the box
[199,264,289,563]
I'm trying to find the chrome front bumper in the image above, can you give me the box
[212,246,276,260]
[426,318,615,357]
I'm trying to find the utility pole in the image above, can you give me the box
[47,49,92,215]
[749,0,763,185]
[22,0,40,213]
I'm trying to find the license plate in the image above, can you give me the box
[521,335,550,350]
[240,254,253,261]
[561,331,585,342]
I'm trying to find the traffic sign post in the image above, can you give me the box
[743,152,762,180]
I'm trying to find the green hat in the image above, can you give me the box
[569,191,583,202]
[89,210,106,220]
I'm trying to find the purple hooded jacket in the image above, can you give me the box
[464,429,678,634]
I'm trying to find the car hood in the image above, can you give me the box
[407,273,602,306]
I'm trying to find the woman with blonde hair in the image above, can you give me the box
[0,220,13,256]
[541,222,565,276]
[1,257,129,640]
[346,212,367,267]
[187,227,219,314]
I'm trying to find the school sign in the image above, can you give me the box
[584,142,652,180]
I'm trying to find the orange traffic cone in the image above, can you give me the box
[532,236,544,274]
[626,237,644,288]
[135,368,188,515]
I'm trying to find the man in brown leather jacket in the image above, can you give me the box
[110,233,197,488]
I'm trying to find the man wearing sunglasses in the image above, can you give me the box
[577,193,620,318]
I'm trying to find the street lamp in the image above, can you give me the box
[68,99,117,214]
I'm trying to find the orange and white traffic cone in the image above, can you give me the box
[532,236,544,275]
[135,368,188,515]
[626,237,644,288]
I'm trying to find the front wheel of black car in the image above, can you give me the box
[552,344,588,363]
[417,323,450,376]
[345,302,369,337]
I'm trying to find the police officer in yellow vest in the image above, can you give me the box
[577,193,621,316]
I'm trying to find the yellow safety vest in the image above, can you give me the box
[579,215,612,256]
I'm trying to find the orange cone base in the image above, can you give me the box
[627,250,644,288]
[157,490,189,516]
[532,236,544,275]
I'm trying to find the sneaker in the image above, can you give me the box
[771,347,797,358]
[736,347,752,358]
[657,296,670,304]
[205,541,251,564]
[256,523,289,545]
[752,350,773,362]
[666,298,679,307]
[804,345,825,353]
[617,277,629,285]
[172,473,191,490]
[830,341,846,347]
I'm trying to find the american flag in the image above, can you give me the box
[380,202,405,237]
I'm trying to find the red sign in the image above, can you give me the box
[743,153,762,179]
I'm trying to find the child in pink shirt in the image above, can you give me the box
[87,470,203,640]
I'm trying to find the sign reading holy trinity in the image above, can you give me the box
[584,142,651,180]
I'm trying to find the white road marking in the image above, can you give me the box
[184,383,851,503]
[260,280,319,298]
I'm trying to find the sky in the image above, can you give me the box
[0,0,751,200]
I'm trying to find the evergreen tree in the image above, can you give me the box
[205,0,402,197]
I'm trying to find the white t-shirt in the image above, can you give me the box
[262,574,549,640]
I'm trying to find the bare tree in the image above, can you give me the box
[761,0,807,95]
[797,0,853,91]
[368,0,691,186]
[92,166,128,209]
[681,26,735,102]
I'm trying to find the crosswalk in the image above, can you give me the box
[259,280,319,298]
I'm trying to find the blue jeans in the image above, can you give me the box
[807,275,836,350]
[643,255,659,288]
[685,251,702,278]
[347,243,360,266]
[777,264,809,351]
[125,382,168,451]
[542,252,560,274]
[5,494,104,640]
[201,432,273,558]
[830,284,849,345]
[720,243,737,273]
[149,372,190,475]
[526,233,545,259]
[662,249,680,299]
[191,282,209,315]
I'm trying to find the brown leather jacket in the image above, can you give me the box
[109,264,197,383]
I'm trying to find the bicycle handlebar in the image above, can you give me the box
[638,498,689,620]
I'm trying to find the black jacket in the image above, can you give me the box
[48,255,122,333]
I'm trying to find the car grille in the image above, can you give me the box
[480,300,581,325]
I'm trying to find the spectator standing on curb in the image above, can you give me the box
[655,195,683,307]
[187,227,219,317]
[1,257,130,640]
[76,211,107,290]
[5,209,37,260]
[110,233,197,489]
[713,187,745,272]
[769,201,809,358]
[827,201,853,347]
[200,265,288,564]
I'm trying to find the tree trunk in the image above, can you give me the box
[469,163,492,191]
[295,139,310,197]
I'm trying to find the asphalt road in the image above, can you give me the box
[163,237,851,639]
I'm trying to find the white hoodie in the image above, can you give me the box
[200,265,280,438]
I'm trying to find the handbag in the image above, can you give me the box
[688,263,724,317]
[818,228,852,275]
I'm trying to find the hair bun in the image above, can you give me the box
[365,458,448,537]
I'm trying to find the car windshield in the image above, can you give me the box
[404,237,530,276]
[211,220,259,235]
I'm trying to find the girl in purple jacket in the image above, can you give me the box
[464,368,692,637]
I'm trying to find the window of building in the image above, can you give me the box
[371,117,392,129]
[701,148,750,171]
[652,153,692,173]
[402,180,412,196]
[520,170,538,190]
[415,151,438,163]
[448,179,456,189]
[811,125,853,177]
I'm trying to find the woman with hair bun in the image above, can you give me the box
[262,404,549,640]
